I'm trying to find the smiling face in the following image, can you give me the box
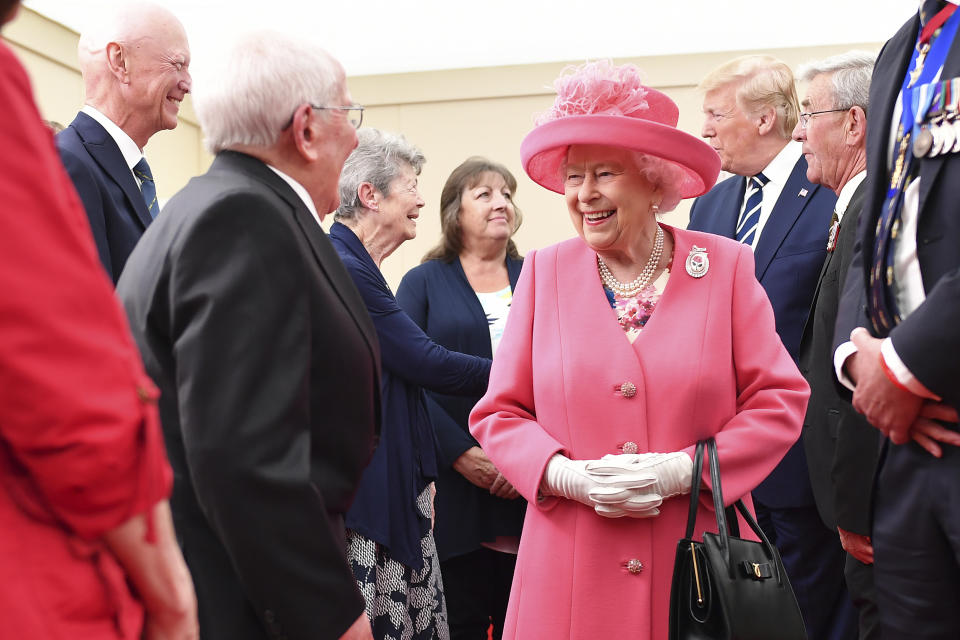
[122,17,191,144]
[458,171,516,248]
[563,144,658,254]
[378,162,425,244]
[793,73,847,191]
[700,82,764,175]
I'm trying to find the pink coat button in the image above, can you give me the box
[620,381,637,398]
[626,559,644,574]
[621,441,639,454]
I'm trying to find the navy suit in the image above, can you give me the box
[689,154,856,639]
[835,12,960,638]
[57,112,153,283]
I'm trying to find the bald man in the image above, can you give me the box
[57,3,191,282]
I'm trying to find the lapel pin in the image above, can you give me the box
[798,188,808,198]
[685,245,709,278]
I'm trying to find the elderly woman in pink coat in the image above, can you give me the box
[469,61,809,639]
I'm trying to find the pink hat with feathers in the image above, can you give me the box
[521,61,720,197]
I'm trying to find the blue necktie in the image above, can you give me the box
[736,172,769,245]
[133,157,159,219]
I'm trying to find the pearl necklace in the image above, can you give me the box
[597,226,664,297]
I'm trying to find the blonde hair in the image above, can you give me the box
[699,55,799,138]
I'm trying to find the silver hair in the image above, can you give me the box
[334,128,426,222]
[193,31,341,154]
[797,50,875,112]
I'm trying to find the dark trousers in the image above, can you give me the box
[441,547,516,640]
[755,501,858,640]
[873,441,960,639]
[844,552,880,640]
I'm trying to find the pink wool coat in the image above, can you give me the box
[469,226,808,640]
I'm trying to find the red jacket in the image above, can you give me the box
[0,42,172,639]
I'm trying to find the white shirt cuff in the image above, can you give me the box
[833,341,858,392]
[880,338,941,400]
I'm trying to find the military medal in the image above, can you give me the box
[685,245,709,278]
[826,218,840,253]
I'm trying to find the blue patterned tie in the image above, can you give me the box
[736,172,769,245]
[133,157,159,219]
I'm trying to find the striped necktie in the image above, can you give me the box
[736,172,769,245]
[133,157,160,219]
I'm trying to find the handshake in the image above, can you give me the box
[539,451,693,518]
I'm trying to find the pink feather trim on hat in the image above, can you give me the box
[535,60,650,126]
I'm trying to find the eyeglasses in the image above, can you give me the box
[798,108,848,129]
[282,103,365,130]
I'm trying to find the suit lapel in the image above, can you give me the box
[753,158,819,280]
[73,113,153,228]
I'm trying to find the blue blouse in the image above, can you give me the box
[329,222,491,569]
[397,255,526,561]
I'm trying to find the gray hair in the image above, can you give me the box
[334,128,426,222]
[797,50,875,113]
[193,31,341,154]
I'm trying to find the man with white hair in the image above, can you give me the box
[792,50,881,640]
[687,55,853,639]
[116,31,379,640]
[57,2,191,282]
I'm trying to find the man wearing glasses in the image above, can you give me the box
[117,31,378,640]
[792,51,881,640]
[688,55,854,640]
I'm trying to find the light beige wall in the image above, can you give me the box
[6,7,882,289]
[3,7,210,206]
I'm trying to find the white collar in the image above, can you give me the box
[81,105,143,171]
[266,165,322,227]
[760,140,803,185]
[834,171,866,223]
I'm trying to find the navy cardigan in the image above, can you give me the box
[396,255,526,561]
[329,222,490,569]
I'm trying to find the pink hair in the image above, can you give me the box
[535,60,649,126]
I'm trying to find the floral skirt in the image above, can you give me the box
[346,487,450,640]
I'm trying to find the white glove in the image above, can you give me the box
[540,454,663,518]
[586,452,693,500]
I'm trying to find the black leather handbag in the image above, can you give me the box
[668,438,807,640]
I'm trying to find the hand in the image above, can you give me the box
[587,452,693,499]
[837,527,873,565]
[453,446,499,490]
[909,402,960,458]
[540,454,662,518]
[849,328,923,444]
[488,472,521,499]
[338,613,373,640]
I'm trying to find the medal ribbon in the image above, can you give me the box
[868,5,960,333]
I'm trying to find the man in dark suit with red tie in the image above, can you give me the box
[835,1,960,637]
[56,3,191,282]
[792,50,881,640]
[687,54,855,639]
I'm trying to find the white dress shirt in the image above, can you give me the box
[743,140,804,250]
[80,105,145,187]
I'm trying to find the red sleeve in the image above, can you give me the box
[0,43,171,539]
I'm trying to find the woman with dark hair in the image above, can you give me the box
[396,157,525,640]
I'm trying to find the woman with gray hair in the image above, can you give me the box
[330,128,491,640]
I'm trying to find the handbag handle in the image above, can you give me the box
[685,438,785,585]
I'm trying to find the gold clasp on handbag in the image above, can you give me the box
[690,542,704,605]
[752,562,762,579]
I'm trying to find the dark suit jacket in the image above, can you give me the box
[328,222,490,570]
[836,15,960,411]
[396,256,527,562]
[56,111,153,282]
[117,151,381,640]
[688,154,836,507]
[798,180,880,534]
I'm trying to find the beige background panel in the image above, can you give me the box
[6,6,882,288]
